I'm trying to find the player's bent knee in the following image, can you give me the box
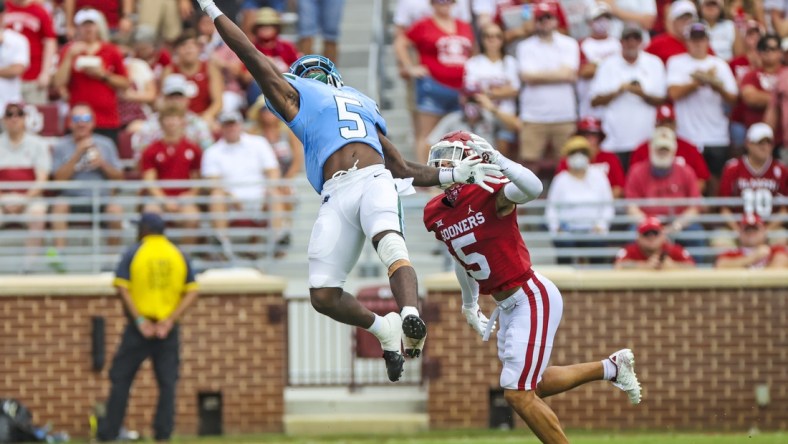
[309,287,342,314]
[374,232,412,277]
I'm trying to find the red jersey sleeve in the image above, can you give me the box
[682,142,710,181]
[140,142,159,173]
[110,45,128,78]
[717,161,737,197]
[40,7,57,39]
[614,243,640,263]
[667,244,694,264]
[740,70,760,90]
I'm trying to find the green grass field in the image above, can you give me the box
[158,430,788,444]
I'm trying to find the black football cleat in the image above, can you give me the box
[402,314,427,358]
[383,350,405,382]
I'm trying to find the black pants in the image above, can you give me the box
[98,323,180,441]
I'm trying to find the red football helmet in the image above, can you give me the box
[427,130,475,168]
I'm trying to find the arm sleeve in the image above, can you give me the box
[499,156,544,204]
[113,245,138,288]
[454,260,479,309]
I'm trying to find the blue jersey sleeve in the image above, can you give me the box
[113,243,141,288]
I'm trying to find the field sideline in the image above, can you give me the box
[127,430,788,443]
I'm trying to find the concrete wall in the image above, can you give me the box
[0,271,287,438]
[423,269,788,431]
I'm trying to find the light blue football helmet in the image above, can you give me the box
[289,54,344,88]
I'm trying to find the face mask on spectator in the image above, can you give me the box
[591,18,611,35]
[567,152,590,170]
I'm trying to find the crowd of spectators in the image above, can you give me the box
[394,0,786,267]
[0,0,786,270]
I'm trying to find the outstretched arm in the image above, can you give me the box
[199,0,299,121]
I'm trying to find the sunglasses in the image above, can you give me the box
[4,111,24,118]
[641,230,660,237]
[71,114,93,123]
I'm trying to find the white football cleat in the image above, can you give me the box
[377,312,404,382]
[609,348,641,405]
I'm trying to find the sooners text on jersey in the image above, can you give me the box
[423,182,533,294]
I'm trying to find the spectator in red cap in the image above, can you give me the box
[718,123,788,231]
[740,35,783,141]
[590,23,666,170]
[630,104,711,193]
[515,1,579,165]
[646,0,698,63]
[715,214,788,268]
[53,8,130,143]
[140,106,202,244]
[614,217,695,269]
[4,0,57,105]
[556,116,625,197]
[625,126,704,250]
[667,21,738,189]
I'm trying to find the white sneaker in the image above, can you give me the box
[609,348,642,405]
[377,312,404,382]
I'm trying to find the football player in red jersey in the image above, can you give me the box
[718,123,788,231]
[423,132,641,443]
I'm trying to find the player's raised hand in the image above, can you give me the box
[453,155,503,193]
[462,305,495,338]
[466,133,501,165]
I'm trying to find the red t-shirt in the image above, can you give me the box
[630,137,711,181]
[716,245,787,268]
[423,182,533,295]
[729,55,755,124]
[740,69,781,139]
[255,39,300,73]
[624,161,701,218]
[4,1,57,81]
[556,151,625,190]
[615,241,694,264]
[718,156,788,218]
[140,138,202,196]
[406,18,474,89]
[59,42,128,129]
[173,62,212,115]
[646,34,714,65]
[74,0,121,29]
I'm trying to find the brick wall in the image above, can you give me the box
[0,290,286,438]
[425,285,788,431]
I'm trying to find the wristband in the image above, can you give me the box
[438,168,454,185]
[135,316,146,326]
[205,4,224,20]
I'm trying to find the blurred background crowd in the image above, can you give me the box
[0,0,786,272]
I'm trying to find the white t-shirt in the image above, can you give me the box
[0,29,30,114]
[608,0,656,43]
[393,0,494,27]
[705,19,736,61]
[201,133,280,202]
[463,54,520,115]
[545,168,614,233]
[666,53,738,148]
[577,36,622,119]
[590,51,666,153]
[516,32,579,123]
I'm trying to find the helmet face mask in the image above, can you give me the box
[289,55,344,88]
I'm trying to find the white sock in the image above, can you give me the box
[602,358,617,381]
[400,306,419,320]
[366,314,385,336]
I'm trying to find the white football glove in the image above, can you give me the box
[462,304,495,338]
[452,155,503,193]
[466,133,501,165]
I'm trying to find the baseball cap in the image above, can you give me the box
[560,135,592,157]
[218,110,244,124]
[588,2,612,20]
[650,127,678,152]
[254,7,281,26]
[135,212,166,234]
[741,213,764,228]
[161,74,197,98]
[747,123,774,143]
[656,104,676,124]
[669,0,698,21]
[638,217,663,235]
[621,23,643,39]
[74,8,104,25]
[685,22,708,39]
[577,116,603,134]
[534,2,557,20]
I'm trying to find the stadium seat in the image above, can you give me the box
[33,104,63,137]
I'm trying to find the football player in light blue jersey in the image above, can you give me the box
[198,0,502,382]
